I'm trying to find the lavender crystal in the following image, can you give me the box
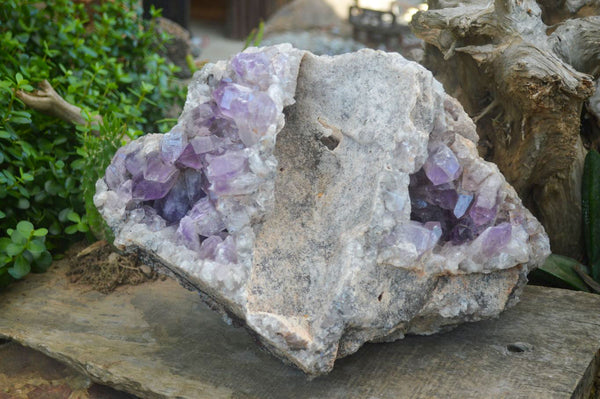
[408,140,503,251]
[423,144,461,185]
[96,45,303,264]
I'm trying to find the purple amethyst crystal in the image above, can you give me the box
[449,216,477,244]
[177,198,226,252]
[213,81,278,147]
[231,51,272,89]
[408,141,502,247]
[385,221,441,257]
[469,199,498,226]
[95,46,303,260]
[188,103,215,131]
[454,193,473,218]
[198,235,223,259]
[425,183,458,210]
[154,172,207,224]
[213,81,253,120]
[160,127,187,164]
[480,222,512,256]
[423,144,461,185]
[131,154,179,201]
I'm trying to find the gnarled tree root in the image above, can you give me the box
[412,0,599,257]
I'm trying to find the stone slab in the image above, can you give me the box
[0,258,598,399]
[0,340,134,399]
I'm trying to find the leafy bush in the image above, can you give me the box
[0,0,186,285]
[0,221,51,289]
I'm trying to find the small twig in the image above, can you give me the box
[15,80,102,134]
[443,40,457,60]
[573,264,600,294]
[76,240,109,258]
[473,98,499,123]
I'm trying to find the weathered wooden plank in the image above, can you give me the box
[0,259,598,399]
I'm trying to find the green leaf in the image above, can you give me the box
[58,208,72,223]
[0,238,10,252]
[533,254,590,292]
[10,229,27,245]
[10,116,32,124]
[44,180,62,195]
[15,72,23,84]
[21,173,34,182]
[16,220,34,236]
[244,28,256,50]
[27,239,46,257]
[17,198,30,209]
[67,210,80,223]
[141,82,154,93]
[65,225,79,234]
[0,210,5,219]
[22,250,33,264]
[5,242,24,257]
[8,254,30,279]
[32,250,52,272]
[77,222,89,232]
[0,254,11,267]
[33,228,48,237]
[582,149,600,281]
[253,20,264,47]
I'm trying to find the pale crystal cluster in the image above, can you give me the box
[378,137,535,274]
[95,45,550,375]
[95,44,304,303]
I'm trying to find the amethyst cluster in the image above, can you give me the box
[95,46,550,375]
[378,132,533,274]
[408,142,507,252]
[97,45,303,264]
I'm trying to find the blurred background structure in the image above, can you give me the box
[143,0,427,63]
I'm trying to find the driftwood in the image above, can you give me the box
[15,79,102,132]
[411,0,600,258]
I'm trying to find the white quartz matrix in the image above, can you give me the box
[95,45,550,375]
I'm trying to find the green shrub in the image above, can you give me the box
[0,0,186,285]
[0,221,51,288]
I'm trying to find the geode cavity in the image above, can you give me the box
[94,45,550,375]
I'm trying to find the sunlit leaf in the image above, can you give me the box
[533,254,590,292]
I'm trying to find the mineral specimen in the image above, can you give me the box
[94,44,550,375]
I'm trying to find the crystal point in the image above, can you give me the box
[424,144,461,185]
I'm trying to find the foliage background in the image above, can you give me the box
[0,0,186,287]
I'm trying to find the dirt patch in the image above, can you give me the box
[66,241,159,294]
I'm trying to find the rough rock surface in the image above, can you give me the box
[94,45,550,375]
